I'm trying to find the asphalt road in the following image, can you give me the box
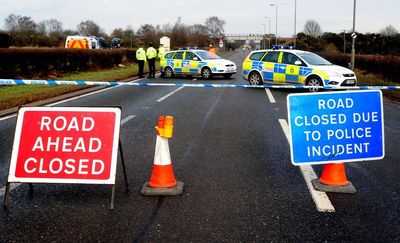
[0,50,399,242]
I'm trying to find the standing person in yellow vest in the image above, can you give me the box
[136,43,147,78]
[146,42,157,78]
[158,44,167,60]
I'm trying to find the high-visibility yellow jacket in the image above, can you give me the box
[158,46,167,59]
[146,47,157,59]
[136,47,147,62]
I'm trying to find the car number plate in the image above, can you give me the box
[347,79,355,84]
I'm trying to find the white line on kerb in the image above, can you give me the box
[265,88,276,103]
[0,77,145,122]
[157,86,185,102]
[278,119,335,213]
[0,183,22,197]
[121,115,135,124]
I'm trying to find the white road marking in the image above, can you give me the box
[121,115,135,124]
[0,183,22,197]
[192,78,197,81]
[157,86,185,102]
[265,88,276,103]
[278,119,335,213]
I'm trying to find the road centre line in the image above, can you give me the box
[265,88,276,103]
[278,119,335,213]
[157,86,185,102]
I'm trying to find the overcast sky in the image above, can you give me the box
[1,0,399,37]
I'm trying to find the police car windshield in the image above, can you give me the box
[195,50,221,60]
[298,52,332,65]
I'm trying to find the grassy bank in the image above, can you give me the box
[0,63,153,110]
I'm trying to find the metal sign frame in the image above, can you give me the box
[3,106,128,209]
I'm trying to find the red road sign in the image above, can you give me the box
[7,107,121,184]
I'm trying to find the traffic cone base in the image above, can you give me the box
[312,163,356,194]
[311,178,356,194]
[141,181,184,196]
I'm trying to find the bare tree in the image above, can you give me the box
[137,24,157,45]
[188,24,209,47]
[4,14,37,46]
[205,16,226,40]
[171,17,187,48]
[47,19,63,35]
[380,25,399,37]
[304,20,322,37]
[77,20,104,36]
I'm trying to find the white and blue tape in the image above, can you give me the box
[1,79,399,90]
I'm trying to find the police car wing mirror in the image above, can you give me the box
[193,57,199,61]
[294,60,302,66]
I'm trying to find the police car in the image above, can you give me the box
[242,47,357,91]
[160,50,237,79]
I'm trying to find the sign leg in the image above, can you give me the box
[110,185,116,210]
[119,140,129,193]
[28,183,34,196]
[3,183,11,209]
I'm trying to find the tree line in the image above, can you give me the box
[0,14,226,48]
[295,20,400,55]
[1,14,399,56]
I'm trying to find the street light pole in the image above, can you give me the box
[343,30,346,54]
[261,24,266,49]
[351,0,356,70]
[293,0,297,46]
[265,16,271,49]
[270,4,278,45]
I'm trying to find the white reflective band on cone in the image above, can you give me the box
[153,135,172,166]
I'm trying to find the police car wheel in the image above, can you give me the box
[306,77,323,92]
[249,72,262,85]
[201,67,212,79]
[164,67,174,78]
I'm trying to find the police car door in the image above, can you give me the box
[260,51,281,82]
[173,51,184,74]
[184,51,200,75]
[281,52,304,84]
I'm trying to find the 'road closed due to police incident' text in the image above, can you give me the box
[288,90,384,165]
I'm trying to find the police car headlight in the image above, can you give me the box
[325,70,341,77]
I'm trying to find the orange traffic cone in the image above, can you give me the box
[141,116,184,196]
[312,163,356,193]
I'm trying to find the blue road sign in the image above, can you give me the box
[287,90,384,165]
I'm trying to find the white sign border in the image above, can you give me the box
[287,90,385,166]
[7,106,121,184]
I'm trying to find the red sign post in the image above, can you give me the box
[4,107,123,208]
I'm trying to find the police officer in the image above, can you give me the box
[208,44,217,54]
[158,44,166,60]
[146,42,157,78]
[136,43,146,78]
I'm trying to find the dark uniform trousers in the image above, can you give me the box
[148,58,156,78]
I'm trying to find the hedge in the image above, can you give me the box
[320,53,400,84]
[0,48,137,78]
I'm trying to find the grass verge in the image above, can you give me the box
[0,63,157,111]
[355,69,400,101]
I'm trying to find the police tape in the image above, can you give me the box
[1,79,400,90]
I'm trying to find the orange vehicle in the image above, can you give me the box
[65,36,99,49]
